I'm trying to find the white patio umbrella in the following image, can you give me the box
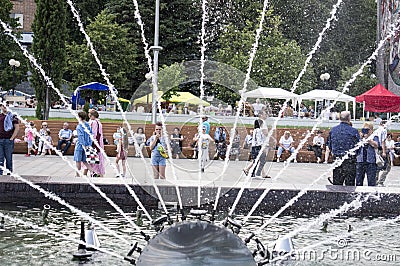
[298,89,356,120]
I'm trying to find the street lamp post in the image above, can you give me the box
[8,59,20,96]
[151,0,163,124]
[319,73,330,118]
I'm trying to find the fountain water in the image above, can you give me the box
[0,212,125,260]
[2,0,400,264]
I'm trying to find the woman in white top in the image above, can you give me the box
[242,119,269,178]
[277,131,296,162]
[312,130,325,163]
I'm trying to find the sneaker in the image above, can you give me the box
[323,161,328,164]
[377,183,385,187]
[25,154,30,157]
[317,158,321,163]
[276,158,280,162]
[294,160,298,163]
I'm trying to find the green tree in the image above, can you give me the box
[215,10,315,97]
[106,0,201,94]
[65,0,108,44]
[31,0,67,119]
[0,0,28,93]
[338,64,378,97]
[273,0,376,90]
[65,10,138,99]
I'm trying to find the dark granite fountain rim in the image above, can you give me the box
[1,175,400,194]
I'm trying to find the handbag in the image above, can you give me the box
[84,146,100,164]
[92,121,102,152]
[157,145,169,159]
[375,149,385,168]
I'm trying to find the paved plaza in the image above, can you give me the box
[7,154,400,192]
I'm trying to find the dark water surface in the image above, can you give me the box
[0,204,399,265]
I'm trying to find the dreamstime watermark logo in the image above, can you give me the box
[294,239,399,262]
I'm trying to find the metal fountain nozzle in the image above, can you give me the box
[0,217,4,229]
[189,209,207,220]
[85,223,100,251]
[72,221,93,260]
[272,236,294,259]
[42,204,50,220]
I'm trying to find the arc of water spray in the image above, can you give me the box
[0,166,130,244]
[226,0,384,218]
[271,210,400,263]
[277,121,399,242]
[197,0,209,208]
[65,0,178,213]
[0,212,125,260]
[221,0,270,174]
[251,125,389,234]
[0,21,154,226]
[238,22,400,226]
[236,0,345,185]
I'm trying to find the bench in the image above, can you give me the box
[15,120,397,164]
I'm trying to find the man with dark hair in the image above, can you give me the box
[201,116,210,134]
[327,111,360,185]
[0,103,20,175]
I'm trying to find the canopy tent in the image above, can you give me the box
[72,82,130,111]
[298,89,356,119]
[355,83,400,112]
[244,87,299,100]
[133,91,210,106]
[72,82,110,110]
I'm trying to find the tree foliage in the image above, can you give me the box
[65,11,138,98]
[0,0,28,92]
[273,0,376,91]
[338,64,378,97]
[31,0,67,119]
[215,9,315,97]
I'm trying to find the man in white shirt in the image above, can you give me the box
[252,98,265,117]
[277,131,296,162]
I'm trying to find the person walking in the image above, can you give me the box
[149,122,168,179]
[170,127,183,159]
[377,133,395,186]
[356,123,378,186]
[84,110,105,177]
[327,111,360,186]
[115,127,128,178]
[0,103,19,175]
[198,126,214,172]
[73,111,96,177]
[242,119,269,178]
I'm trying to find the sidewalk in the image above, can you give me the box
[10,154,400,190]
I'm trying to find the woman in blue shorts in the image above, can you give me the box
[73,111,95,177]
[149,122,168,179]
